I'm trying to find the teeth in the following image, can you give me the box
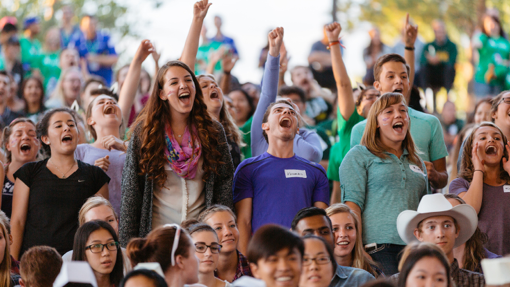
[276,277,291,282]
[337,242,349,245]
[179,93,190,98]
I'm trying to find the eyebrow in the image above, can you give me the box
[303,226,329,232]
[90,238,114,243]
[305,251,326,256]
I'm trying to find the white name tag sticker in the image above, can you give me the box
[285,169,307,178]
[409,165,425,176]
[504,185,510,193]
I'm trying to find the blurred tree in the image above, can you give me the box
[0,0,163,40]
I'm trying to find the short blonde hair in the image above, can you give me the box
[78,196,117,226]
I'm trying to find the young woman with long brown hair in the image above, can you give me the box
[449,121,510,257]
[339,92,428,276]
[119,0,234,246]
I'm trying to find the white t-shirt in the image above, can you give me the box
[152,158,206,227]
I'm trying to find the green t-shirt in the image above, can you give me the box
[420,39,458,66]
[327,108,364,182]
[20,37,42,73]
[474,33,510,85]
[33,51,61,95]
[240,116,253,160]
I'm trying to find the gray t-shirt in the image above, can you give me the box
[449,177,510,256]
[75,144,126,216]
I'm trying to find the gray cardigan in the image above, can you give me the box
[119,121,234,246]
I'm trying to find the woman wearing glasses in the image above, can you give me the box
[299,235,336,287]
[72,220,124,287]
[127,224,199,287]
[183,220,232,287]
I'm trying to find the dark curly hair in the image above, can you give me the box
[128,61,223,186]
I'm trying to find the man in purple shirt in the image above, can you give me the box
[234,27,329,256]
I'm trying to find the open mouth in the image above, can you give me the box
[275,277,292,282]
[393,88,403,93]
[485,145,498,155]
[103,105,116,115]
[62,135,73,143]
[279,118,292,128]
[393,122,404,133]
[20,143,31,154]
[337,241,350,246]
[210,90,219,99]
[308,275,322,281]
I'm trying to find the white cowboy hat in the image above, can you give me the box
[396,193,478,248]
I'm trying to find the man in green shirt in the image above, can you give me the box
[420,20,457,112]
[19,17,42,75]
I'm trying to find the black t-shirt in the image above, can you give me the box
[14,159,110,256]
[1,174,14,218]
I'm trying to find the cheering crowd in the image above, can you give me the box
[0,0,509,286]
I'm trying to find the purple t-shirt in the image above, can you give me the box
[449,177,510,255]
[75,144,125,216]
[233,152,330,233]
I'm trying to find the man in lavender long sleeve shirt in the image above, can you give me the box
[251,50,323,163]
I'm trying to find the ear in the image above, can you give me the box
[373,80,381,91]
[87,117,95,126]
[159,89,167,101]
[175,255,185,270]
[413,228,423,241]
[262,122,269,133]
[8,234,12,246]
[492,110,498,121]
[41,135,50,146]
[250,263,260,279]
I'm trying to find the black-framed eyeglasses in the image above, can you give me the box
[302,256,331,266]
[195,242,222,254]
[498,97,510,105]
[85,242,119,253]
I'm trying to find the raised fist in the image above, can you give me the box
[325,22,342,42]
[268,27,284,58]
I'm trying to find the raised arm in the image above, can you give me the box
[403,13,418,90]
[118,40,154,127]
[10,179,30,260]
[457,143,486,213]
[251,28,283,157]
[325,22,354,121]
[180,0,212,72]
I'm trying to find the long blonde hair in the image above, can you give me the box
[0,222,11,287]
[326,204,378,277]
[360,92,421,166]
[459,122,510,183]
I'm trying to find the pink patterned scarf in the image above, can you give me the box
[164,125,202,179]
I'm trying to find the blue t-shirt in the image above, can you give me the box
[209,35,239,56]
[60,25,88,57]
[82,31,117,86]
[233,152,330,233]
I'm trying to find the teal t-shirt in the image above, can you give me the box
[195,41,223,74]
[340,146,429,245]
[474,33,510,85]
[350,107,448,163]
[327,108,365,182]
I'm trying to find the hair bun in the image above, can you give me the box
[127,238,152,266]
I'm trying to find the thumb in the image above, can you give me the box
[105,155,109,160]
[504,157,508,165]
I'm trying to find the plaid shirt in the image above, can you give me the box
[451,259,485,287]
[10,256,20,275]
[215,250,252,282]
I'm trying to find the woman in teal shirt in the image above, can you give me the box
[473,15,510,97]
[340,93,428,276]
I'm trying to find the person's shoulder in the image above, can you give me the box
[75,143,90,152]
[352,119,367,130]
[337,265,375,280]
[409,108,441,124]
[459,267,484,281]
[236,153,271,172]
[77,159,102,172]
[347,145,369,157]
[294,155,326,174]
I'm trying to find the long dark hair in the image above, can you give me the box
[72,220,124,287]
[482,14,506,39]
[302,235,337,275]
[229,89,255,122]
[129,61,223,186]
[21,77,46,114]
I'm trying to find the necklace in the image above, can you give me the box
[49,158,77,179]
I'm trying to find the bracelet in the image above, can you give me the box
[405,46,415,51]
[223,70,231,75]
[474,169,484,174]
[327,41,340,50]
